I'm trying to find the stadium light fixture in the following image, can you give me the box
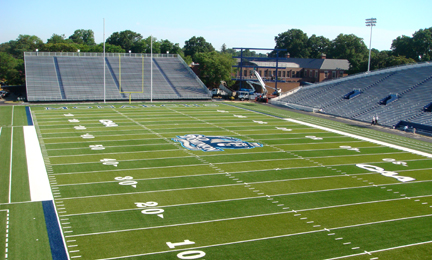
[365,18,377,73]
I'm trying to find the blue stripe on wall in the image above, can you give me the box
[42,200,68,260]
[25,106,33,125]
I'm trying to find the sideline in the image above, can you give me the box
[23,125,53,201]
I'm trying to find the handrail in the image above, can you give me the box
[24,52,178,58]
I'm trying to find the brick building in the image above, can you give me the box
[234,54,350,92]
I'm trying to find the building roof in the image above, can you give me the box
[240,57,350,71]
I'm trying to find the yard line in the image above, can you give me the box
[95,214,432,260]
[8,125,13,203]
[285,118,432,158]
[51,170,354,187]
[45,142,168,151]
[50,163,211,175]
[49,154,197,166]
[324,240,432,260]
[41,132,160,140]
[62,194,432,218]
[48,148,181,158]
[66,210,302,237]
[43,137,166,145]
[59,176,429,200]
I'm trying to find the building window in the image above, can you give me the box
[332,71,336,78]
[340,71,344,77]
[315,71,318,78]
[244,70,247,77]
[283,71,286,77]
[259,70,262,76]
[278,71,281,77]
[324,71,328,78]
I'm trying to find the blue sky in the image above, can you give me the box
[1,0,431,53]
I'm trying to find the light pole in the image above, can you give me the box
[365,18,377,73]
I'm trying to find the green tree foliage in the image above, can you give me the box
[7,35,44,59]
[106,30,142,52]
[391,35,417,60]
[194,51,236,88]
[183,36,215,62]
[392,27,432,62]
[273,29,310,58]
[369,49,415,70]
[47,34,71,44]
[328,33,368,74]
[0,52,24,85]
[90,43,125,53]
[41,43,80,52]
[412,27,432,61]
[307,34,330,59]
[69,29,96,45]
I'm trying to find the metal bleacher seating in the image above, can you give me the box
[273,62,432,127]
[24,52,211,102]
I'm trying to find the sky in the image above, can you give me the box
[1,0,431,53]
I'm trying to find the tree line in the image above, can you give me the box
[267,28,432,74]
[0,27,430,87]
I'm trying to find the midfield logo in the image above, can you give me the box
[172,134,263,152]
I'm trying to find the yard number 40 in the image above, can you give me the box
[166,240,206,259]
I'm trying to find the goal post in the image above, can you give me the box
[119,54,144,103]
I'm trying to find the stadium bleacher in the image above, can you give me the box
[273,62,432,129]
[24,52,211,102]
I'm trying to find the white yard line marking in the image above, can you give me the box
[95,214,432,260]
[8,127,13,203]
[285,118,432,159]
[324,240,432,259]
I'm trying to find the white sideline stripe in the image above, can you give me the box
[23,126,53,201]
[284,118,432,158]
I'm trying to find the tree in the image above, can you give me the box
[412,27,432,61]
[392,27,432,62]
[47,34,71,44]
[106,30,142,52]
[328,33,368,74]
[194,51,236,88]
[0,52,24,85]
[273,29,310,58]
[391,35,417,61]
[8,35,44,59]
[41,43,83,52]
[183,36,215,61]
[69,29,95,45]
[89,43,125,53]
[307,34,330,58]
[221,43,227,53]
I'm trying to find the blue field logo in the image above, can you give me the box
[172,134,263,152]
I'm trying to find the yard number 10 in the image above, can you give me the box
[166,240,206,259]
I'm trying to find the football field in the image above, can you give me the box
[5,102,432,259]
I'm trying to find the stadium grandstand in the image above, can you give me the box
[272,62,432,134]
[24,52,211,102]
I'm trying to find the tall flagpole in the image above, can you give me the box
[103,18,106,103]
[151,35,153,102]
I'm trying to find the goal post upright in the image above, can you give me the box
[118,54,145,104]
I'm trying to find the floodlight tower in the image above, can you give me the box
[365,18,377,72]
